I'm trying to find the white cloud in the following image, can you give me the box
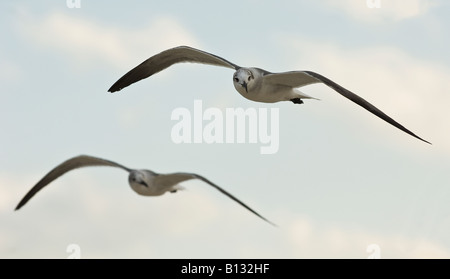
[326,0,436,23]
[15,11,200,69]
[0,171,229,258]
[3,170,449,258]
[0,56,21,84]
[0,173,35,212]
[278,36,449,150]
[282,215,450,258]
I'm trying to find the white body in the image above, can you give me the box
[233,67,316,103]
[128,169,185,196]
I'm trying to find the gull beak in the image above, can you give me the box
[242,82,248,93]
[140,181,148,188]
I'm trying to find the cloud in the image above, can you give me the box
[0,173,34,212]
[15,11,200,69]
[326,0,436,23]
[277,36,449,150]
[0,171,229,258]
[0,55,21,84]
[3,169,449,258]
[281,214,450,258]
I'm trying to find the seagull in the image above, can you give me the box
[15,155,274,226]
[108,45,430,144]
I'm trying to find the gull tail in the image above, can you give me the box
[294,89,320,101]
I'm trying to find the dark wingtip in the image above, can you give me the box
[15,203,23,211]
[108,81,124,93]
[256,215,277,227]
[107,86,119,93]
[412,134,432,145]
[268,220,278,227]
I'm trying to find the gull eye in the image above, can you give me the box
[234,77,239,82]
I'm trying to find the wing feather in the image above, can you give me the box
[15,155,130,210]
[108,46,240,92]
[160,172,275,226]
[264,70,430,144]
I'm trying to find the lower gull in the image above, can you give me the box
[15,155,274,226]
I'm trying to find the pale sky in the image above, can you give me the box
[2,0,450,258]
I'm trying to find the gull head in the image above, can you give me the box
[128,170,151,195]
[233,68,255,95]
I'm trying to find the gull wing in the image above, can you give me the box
[15,155,131,210]
[262,70,321,88]
[157,172,275,226]
[263,70,430,144]
[108,46,240,92]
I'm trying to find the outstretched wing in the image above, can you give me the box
[108,46,240,92]
[158,172,275,226]
[15,155,131,210]
[263,70,431,144]
[262,70,321,88]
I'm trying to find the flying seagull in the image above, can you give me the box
[15,155,274,226]
[108,45,430,144]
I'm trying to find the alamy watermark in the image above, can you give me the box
[66,0,81,8]
[66,243,81,259]
[366,244,381,259]
[366,0,381,9]
[171,100,279,154]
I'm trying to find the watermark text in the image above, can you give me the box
[366,244,381,259]
[66,0,81,8]
[171,100,279,154]
[366,0,381,9]
[66,243,81,259]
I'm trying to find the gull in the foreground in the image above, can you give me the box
[15,155,274,226]
[108,45,430,144]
